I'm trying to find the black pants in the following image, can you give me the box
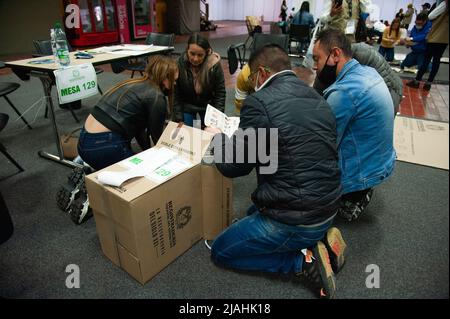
[416,42,448,83]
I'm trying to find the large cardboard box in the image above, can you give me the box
[85,122,233,284]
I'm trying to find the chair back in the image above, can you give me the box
[289,24,311,42]
[227,45,239,75]
[145,33,175,47]
[252,33,289,53]
[33,39,74,56]
[33,40,52,55]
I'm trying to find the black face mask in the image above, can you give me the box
[317,53,338,88]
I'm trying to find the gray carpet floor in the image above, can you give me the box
[0,57,448,298]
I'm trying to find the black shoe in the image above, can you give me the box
[338,189,373,222]
[56,167,86,212]
[322,227,347,274]
[68,183,92,225]
[298,243,336,299]
[406,80,420,89]
[423,82,432,91]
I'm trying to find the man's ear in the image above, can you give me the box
[332,47,341,63]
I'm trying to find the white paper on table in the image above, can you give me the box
[119,147,178,171]
[204,104,240,138]
[88,44,154,54]
[97,169,146,187]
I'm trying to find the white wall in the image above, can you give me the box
[208,0,434,23]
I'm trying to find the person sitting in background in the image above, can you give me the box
[234,64,254,114]
[173,34,226,127]
[77,55,178,171]
[313,29,396,221]
[402,3,415,29]
[378,18,401,62]
[400,13,432,72]
[292,1,315,28]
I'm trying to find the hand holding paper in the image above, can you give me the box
[204,104,240,138]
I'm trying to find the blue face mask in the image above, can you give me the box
[415,25,423,30]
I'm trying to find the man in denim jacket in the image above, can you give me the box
[313,28,396,221]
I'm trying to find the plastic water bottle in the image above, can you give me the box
[50,28,57,62]
[54,22,71,67]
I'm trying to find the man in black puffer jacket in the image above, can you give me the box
[206,45,344,299]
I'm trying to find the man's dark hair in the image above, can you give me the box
[248,44,291,73]
[315,28,352,57]
[416,12,428,21]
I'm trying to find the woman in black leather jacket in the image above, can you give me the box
[77,55,178,170]
[173,34,226,127]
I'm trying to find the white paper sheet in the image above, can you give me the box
[97,170,146,187]
[204,104,240,138]
[119,147,178,171]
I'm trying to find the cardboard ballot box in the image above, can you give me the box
[85,122,233,284]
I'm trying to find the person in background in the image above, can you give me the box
[78,55,178,170]
[378,18,401,62]
[416,2,431,16]
[320,0,373,42]
[173,34,226,127]
[291,1,316,52]
[400,13,432,72]
[280,0,289,33]
[407,0,448,90]
[313,29,396,221]
[395,8,405,24]
[234,64,253,114]
[355,12,370,43]
[402,3,415,29]
[207,44,345,299]
[292,1,315,28]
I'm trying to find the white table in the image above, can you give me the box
[5,45,174,168]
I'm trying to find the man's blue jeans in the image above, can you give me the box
[211,205,335,274]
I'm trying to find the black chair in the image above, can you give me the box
[288,24,311,54]
[0,113,24,172]
[0,83,33,130]
[124,32,176,78]
[227,43,246,75]
[226,34,290,75]
[0,62,32,129]
[252,33,290,53]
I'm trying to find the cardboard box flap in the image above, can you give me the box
[85,122,215,202]
[156,121,214,164]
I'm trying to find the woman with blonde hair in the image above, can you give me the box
[77,55,178,170]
